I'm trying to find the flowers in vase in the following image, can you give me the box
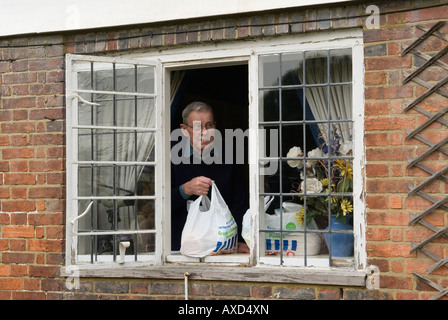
[286,128,353,226]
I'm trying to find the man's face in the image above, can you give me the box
[181,110,215,153]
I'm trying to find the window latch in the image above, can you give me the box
[118,241,131,264]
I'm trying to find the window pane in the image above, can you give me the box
[330,49,352,83]
[75,61,155,95]
[78,130,154,162]
[136,166,155,196]
[259,54,280,87]
[78,96,155,128]
[281,53,303,86]
[78,70,92,91]
[77,233,155,262]
[329,85,352,121]
[305,87,328,121]
[115,64,136,93]
[304,51,328,84]
[78,129,93,161]
[281,89,304,121]
[137,66,155,94]
[259,90,279,122]
[258,49,354,267]
[93,62,114,92]
[137,98,156,128]
[282,124,304,158]
[78,164,155,197]
[259,161,280,195]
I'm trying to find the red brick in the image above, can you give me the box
[367,243,414,258]
[29,265,60,277]
[2,74,37,86]
[366,147,413,161]
[0,213,10,224]
[366,227,390,241]
[389,196,402,209]
[28,187,63,199]
[365,101,389,116]
[0,265,11,276]
[366,163,389,177]
[367,211,410,226]
[10,160,27,172]
[0,134,10,146]
[29,133,64,146]
[380,276,413,290]
[46,226,64,239]
[365,86,413,99]
[2,226,35,238]
[9,239,26,251]
[365,56,412,70]
[10,212,27,225]
[0,278,22,290]
[365,71,387,85]
[366,179,408,193]
[29,159,64,172]
[365,133,388,146]
[4,173,36,185]
[0,239,8,251]
[1,200,36,212]
[10,135,28,146]
[0,187,10,198]
[28,213,63,226]
[28,58,63,71]
[364,25,413,43]
[12,291,46,300]
[403,7,448,22]
[28,239,64,253]
[366,195,388,210]
[2,148,34,159]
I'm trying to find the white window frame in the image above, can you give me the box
[65,54,163,267]
[63,29,368,286]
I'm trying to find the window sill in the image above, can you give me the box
[61,262,367,287]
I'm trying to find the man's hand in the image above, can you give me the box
[183,176,213,196]
[237,242,250,253]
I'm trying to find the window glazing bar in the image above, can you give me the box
[259,119,353,125]
[259,81,352,90]
[74,125,156,131]
[70,88,157,98]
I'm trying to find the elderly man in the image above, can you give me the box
[171,101,249,253]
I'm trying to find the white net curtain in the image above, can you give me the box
[76,62,156,254]
[297,50,353,144]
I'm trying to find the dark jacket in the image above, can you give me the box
[170,143,248,251]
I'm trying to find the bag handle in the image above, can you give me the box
[210,182,227,209]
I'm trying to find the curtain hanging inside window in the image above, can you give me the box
[297,53,352,144]
[77,64,155,232]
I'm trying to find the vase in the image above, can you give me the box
[323,215,354,257]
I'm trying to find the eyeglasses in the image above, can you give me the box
[184,122,216,131]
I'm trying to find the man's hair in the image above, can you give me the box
[182,101,214,124]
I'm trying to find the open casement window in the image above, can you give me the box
[257,48,361,267]
[66,55,162,265]
[64,31,366,281]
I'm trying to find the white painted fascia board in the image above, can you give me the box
[1,0,354,37]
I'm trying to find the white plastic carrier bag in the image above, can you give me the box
[180,183,238,258]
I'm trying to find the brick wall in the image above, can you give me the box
[363,1,448,300]
[0,0,447,300]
